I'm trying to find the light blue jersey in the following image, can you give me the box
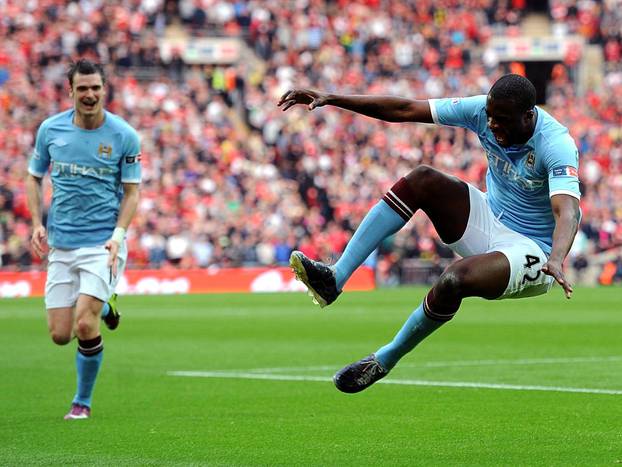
[28,109,141,249]
[429,95,580,255]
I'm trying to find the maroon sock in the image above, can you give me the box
[382,177,419,221]
[78,335,103,356]
[423,291,458,322]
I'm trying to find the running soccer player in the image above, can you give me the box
[278,74,581,393]
[26,59,141,417]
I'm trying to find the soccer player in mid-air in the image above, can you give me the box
[26,59,141,418]
[278,74,581,393]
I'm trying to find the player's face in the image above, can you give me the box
[70,72,105,118]
[485,95,533,147]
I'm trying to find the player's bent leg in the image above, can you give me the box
[427,252,511,315]
[65,249,123,417]
[47,307,75,345]
[334,253,511,394]
[45,254,79,345]
[334,297,445,394]
[328,165,470,301]
[67,294,105,418]
[297,166,471,308]
[392,253,509,373]
[402,165,471,244]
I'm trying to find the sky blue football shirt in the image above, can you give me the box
[28,109,141,249]
[429,95,580,255]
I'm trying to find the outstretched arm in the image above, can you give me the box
[278,89,434,123]
[541,194,580,299]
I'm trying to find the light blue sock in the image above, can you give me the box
[101,302,110,318]
[375,301,444,370]
[73,350,104,408]
[334,200,406,290]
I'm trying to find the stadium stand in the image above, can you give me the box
[0,0,620,286]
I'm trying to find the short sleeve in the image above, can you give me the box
[545,133,580,199]
[28,121,51,177]
[428,95,486,132]
[121,128,142,184]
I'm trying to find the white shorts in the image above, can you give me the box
[446,184,554,300]
[45,243,127,309]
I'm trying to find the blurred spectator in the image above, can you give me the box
[599,256,622,285]
[0,0,620,288]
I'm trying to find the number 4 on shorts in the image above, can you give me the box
[522,254,541,284]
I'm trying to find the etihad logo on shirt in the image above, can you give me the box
[51,161,114,178]
[486,151,545,191]
[552,166,578,177]
[98,143,113,159]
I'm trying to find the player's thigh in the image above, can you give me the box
[444,184,496,258]
[45,248,80,309]
[76,244,127,301]
[73,245,127,338]
[47,307,75,344]
[491,234,554,300]
[407,166,470,244]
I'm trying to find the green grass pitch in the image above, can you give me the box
[1,286,621,466]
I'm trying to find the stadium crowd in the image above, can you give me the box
[0,0,620,285]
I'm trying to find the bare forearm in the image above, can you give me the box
[25,175,44,227]
[549,203,580,264]
[541,194,580,298]
[325,94,433,123]
[116,185,140,230]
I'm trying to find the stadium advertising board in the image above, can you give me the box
[0,267,374,298]
[487,35,584,61]
[159,37,241,64]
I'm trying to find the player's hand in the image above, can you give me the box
[30,225,49,258]
[542,260,573,299]
[105,240,120,278]
[278,89,328,111]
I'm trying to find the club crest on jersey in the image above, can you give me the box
[526,151,535,169]
[97,143,113,159]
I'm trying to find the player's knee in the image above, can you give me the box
[75,317,96,339]
[436,263,475,298]
[435,271,462,298]
[405,165,439,194]
[50,331,72,346]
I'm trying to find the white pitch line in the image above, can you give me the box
[382,379,622,395]
[402,355,622,368]
[232,355,622,374]
[167,371,622,396]
[170,371,330,382]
